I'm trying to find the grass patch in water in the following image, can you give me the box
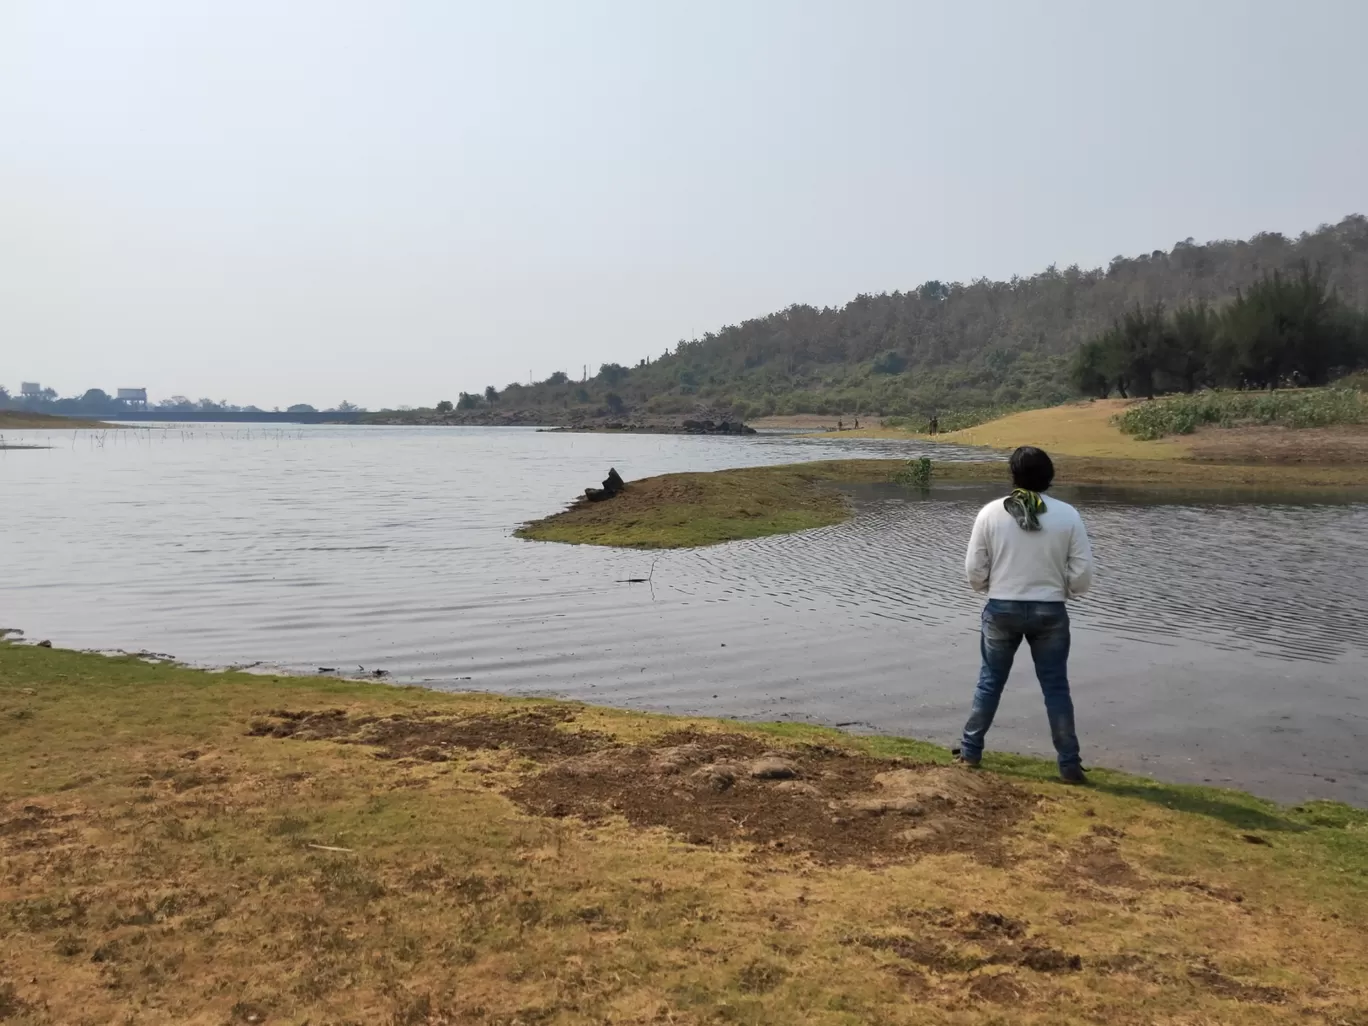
[517,455,1368,549]
[2,642,1367,1024]
[0,411,108,429]
[515,460,904,548]
[1115,387,1367,440]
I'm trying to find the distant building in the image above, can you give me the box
[21,382,42,398]
[117,387,148,409]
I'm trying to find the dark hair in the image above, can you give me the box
[1010,446,1054,492]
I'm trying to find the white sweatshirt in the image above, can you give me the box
[964,495,1095,602]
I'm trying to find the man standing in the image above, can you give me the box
[957,446,1095,782]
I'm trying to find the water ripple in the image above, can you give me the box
[3,424,1367,804]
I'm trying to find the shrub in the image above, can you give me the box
[894,457,933,488]
[1114,388,1366,440]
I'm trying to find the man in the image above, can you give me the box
[957,446,1095,783]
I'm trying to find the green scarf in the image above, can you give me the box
[1004,488,1047,531]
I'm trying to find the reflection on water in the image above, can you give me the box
[3,424,1366,805]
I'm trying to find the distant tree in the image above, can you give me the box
[286,403,317,414]
[80,388,112,408]
[457,392,481,410]
[605,392,626,415]
[1068,339,1113,398]
[331,400,361,412]
[917,280,949,302]
[39,387,57,402]
[598,363,629,386]
[159,396,193,409]
[574,387,591,403]
[1218,264,1348,387]
[1165,301,1218,392]
[435,400,454,415]
[871,350,908,375]
[484,385,499,403]
[545,371,569,386]
[1113,304,1168,399]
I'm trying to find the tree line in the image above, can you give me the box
[0,387,363,415]
[456,215,1368,421]
[1069,263,1368,399]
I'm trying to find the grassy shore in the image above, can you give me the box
[0,411,107,429]
[2,642,1365,1025]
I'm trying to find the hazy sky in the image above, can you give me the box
[3,0,1365,409]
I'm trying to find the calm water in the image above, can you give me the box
[4,424,1366,805]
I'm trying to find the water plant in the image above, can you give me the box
[893,457,933,488]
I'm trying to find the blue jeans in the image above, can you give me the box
[960,600,1081,771]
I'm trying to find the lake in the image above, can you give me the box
[3,423,1366,805]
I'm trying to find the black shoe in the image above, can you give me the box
[1059,765,1088,785]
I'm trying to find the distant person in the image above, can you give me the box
[854,418,860,429]
[929,416,939,435]
[956,446,1095,783]
[837,418,844,431]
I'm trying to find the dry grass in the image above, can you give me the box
[3,644,1367,1025]
[931,400,1191,459]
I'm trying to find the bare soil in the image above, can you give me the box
[250,710,1034,865]
[1188,423,1368,464]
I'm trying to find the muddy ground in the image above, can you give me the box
[249,708,1034,865]
[1189,423,1368,463]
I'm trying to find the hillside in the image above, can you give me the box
[426,215,1368,425]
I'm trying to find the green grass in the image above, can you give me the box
[1114,387,1367,440]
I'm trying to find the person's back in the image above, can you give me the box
[966,494,1092,602]
[956,446,1095,783]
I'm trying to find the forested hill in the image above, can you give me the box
[468,215,1368,422]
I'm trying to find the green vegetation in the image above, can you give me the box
[892,457,933,487]
[3,642,1367,1024]
[1072,264,1368,400]
[1116,387,1368,440]
[377,216,1368,425]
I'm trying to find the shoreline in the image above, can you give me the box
[3,640,1365,1022]
[0,412,113,429]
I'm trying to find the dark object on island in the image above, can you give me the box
[585,467,626,501]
